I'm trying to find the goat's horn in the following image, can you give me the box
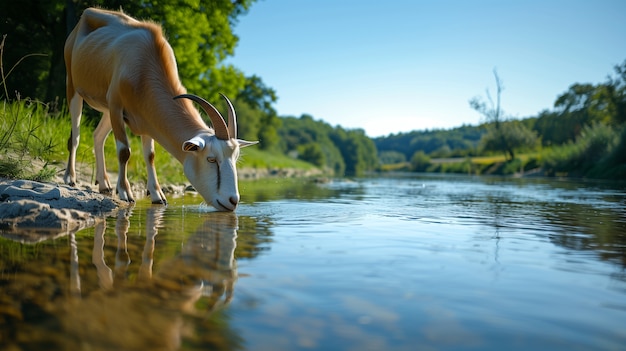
[220,93,237,139]
[174,94,230,140]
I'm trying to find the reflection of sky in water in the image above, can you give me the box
[233,175,626,350]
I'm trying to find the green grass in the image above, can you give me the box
[238,146,316,170]
[0,99,64,181]
[0,99,319,183]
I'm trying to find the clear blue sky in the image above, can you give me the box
[227,0,626,137]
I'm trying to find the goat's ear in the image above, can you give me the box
[183,137,206,152]
[238,139,259,148]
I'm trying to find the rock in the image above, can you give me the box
[0,199,98,243]
[0,179,127,243]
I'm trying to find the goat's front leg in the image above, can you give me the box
[64,93,83,186]
[142,136,167,205]
[109,104,135,202]
[94,113,113,194]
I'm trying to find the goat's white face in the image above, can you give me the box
[175,94,257,211]
[183,135,244,211]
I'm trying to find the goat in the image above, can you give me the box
[63,7,257,210]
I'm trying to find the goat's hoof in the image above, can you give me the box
[152,199,167,205]
[100,189,113,195]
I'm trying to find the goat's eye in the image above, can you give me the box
[207,157,217,163]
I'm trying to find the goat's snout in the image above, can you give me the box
[229,196,239,207]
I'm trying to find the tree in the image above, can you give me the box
[600,60,626,125]
[330,127,378,176]
[237,75,281,150]
[374,125,483,160]
[297,143,326,167]
[480,121,538,160]
[278,115,345,174]
[0,0,255,104]
[470,69,537,160]
[0,0,67,102]
[410,151,431,172]
[378,151,406,165]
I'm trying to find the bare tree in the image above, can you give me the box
[470,68,505,127]
[470,69,537,160]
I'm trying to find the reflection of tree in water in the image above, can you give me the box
[451,183,626,272]
[0,206,260,350]
[241,178,349,203]
[542,202,626,269]
[236,215,274,259]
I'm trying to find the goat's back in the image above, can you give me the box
[64,8,176,107]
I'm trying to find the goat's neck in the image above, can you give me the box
[141,94,212,163]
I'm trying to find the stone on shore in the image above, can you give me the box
[0,179,125,243]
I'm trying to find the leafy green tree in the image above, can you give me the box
[410,151,431,172]
[237,75,281,150]
[330,127,378,176]
[238,75,277,116]
[297,143,326,167]
[230,99,261,141]
[378,151,406,165]
[602,60,626,125]
[0,1,67,102]
[257,112,282,151]
[374,125,483,159]
[533,109,571,146]
[543,61,626,146]
[278,115,345,174]
[277,115,379,176]
[480,121,538,160]
[0,0,255,104]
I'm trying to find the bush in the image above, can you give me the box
[543,123,618,176]
[410,151,431,172]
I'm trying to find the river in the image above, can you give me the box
[1,174,625,350]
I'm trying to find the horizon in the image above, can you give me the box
[228,0,626,138]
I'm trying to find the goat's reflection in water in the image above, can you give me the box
[65,207,239,350]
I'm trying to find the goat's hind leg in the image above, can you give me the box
[109,102,134,202]
[142,136,167,205]
[64,93,83,186]
[94,113,113,194]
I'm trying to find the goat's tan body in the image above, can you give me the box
[64,8,255,209]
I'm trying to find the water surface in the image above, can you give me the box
[2,174,625,350]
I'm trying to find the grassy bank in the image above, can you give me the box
[0,99,320,184]
[380,125,626,180]
[380,153,541,177]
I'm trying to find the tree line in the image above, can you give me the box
[375,61,626,179]
[278,114,378,176]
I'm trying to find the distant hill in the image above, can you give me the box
[374,124,486,161]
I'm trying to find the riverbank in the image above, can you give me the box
[0,164,323,239]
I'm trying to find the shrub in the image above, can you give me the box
[410,150,431,172]
[543,123,618,176]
